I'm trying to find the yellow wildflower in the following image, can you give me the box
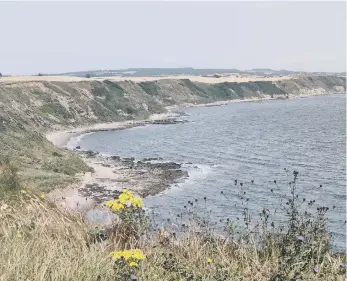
[110,249,145,261]
[154,274,159,278]
[122,189,133,197]
[119,192,131,203]
[106,200,115,208]
[128,261,138,267]
[41,193,46,199]
[107,190,143,211]
[113,200,125,212]
[20,189,26,194]
[106,199,125,212]
[207,258,213,263]
[131,197,144,208]
[17,234,22,238]
[132,249,145,260]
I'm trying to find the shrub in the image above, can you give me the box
[0,157,21,199]
[268,170,332,280]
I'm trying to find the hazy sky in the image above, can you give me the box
[0,1,345,75]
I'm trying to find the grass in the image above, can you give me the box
[0,181,345,281]
[0,132,91,191]
[40,103,74,121]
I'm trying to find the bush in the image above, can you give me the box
[0,157,21,199]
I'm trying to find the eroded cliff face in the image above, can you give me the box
[0,76,345,133]
[0,76,345,189]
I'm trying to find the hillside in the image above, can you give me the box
[48,67,345,78]
[0,75,345,190]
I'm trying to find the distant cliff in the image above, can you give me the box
[0,75,345,189]
[0,76,345,132]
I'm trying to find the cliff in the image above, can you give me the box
[0,75,345,189]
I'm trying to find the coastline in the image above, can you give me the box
[46,92,344,213]
[46,112,180,148]
[47,94,283,148]
[46,111,187,213]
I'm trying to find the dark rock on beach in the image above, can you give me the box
[78,153,188,202]
[142,157,164,162]
[136,161,181,170]
[80,183,121,203]
[85,150,99,157]
[110,155,121,161]
[146,119,188,125]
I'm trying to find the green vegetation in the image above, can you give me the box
[0,132,91,191]
[0,171,345,280]
[138,81,161,97]
[179,79,210,99]
[40,103,73,120]
[0,157,21,200]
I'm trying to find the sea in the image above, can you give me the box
[76,94,346,250]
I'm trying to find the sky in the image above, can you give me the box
[0,1,345,75]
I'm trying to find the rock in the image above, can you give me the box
[110,155,121,161]
[149,162,181,170]
[148,119,188,125]
[85,150,98,157]
[142,157,160,162]
[122,157,135,162]
[75,146,81,149]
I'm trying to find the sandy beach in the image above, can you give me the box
[46,112,179,148]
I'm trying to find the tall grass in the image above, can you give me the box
[0,167,345,281]
[0,195,345,280]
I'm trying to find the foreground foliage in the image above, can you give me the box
[0,186,345,281]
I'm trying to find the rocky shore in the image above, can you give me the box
[47,111,190,212]
[49,151,188,212]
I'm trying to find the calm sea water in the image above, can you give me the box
[78,94,346,249]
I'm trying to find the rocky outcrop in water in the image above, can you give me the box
[76,154,188,202]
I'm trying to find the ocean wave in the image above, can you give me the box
[64,132,94,150]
